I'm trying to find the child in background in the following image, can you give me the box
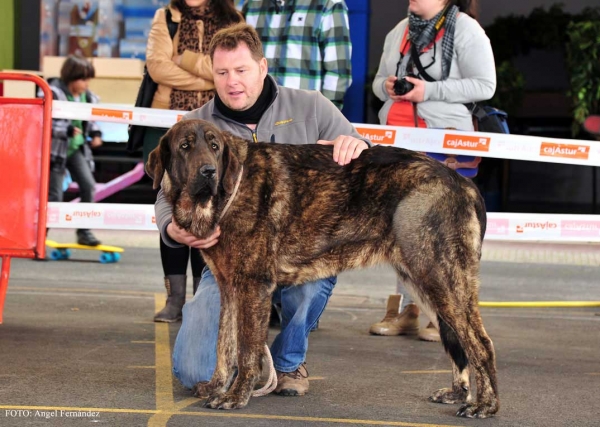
[42,54,103,246]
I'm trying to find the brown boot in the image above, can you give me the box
[369,297,419,336]
[153,275,186,323]
[274,363,309,396]
[418,322,441,342]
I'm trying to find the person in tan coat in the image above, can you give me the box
[144,0,242,323]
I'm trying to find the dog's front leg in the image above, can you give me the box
[195,282,238,401]
[204,284,273,410]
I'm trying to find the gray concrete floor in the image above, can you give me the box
[0,230,599,426]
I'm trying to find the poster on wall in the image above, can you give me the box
[39,0,169,62]
[66,1,99,57]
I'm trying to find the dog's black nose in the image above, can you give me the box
[199,165,216,179]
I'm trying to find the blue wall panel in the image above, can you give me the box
[342,0,370,123]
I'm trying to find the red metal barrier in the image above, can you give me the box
[0,73,52,324]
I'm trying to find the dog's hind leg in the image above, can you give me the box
[454,306,499,418]
[433,299,499,418]
[389,270,473,406]
[396,264,498,416]
[205,286,273,410]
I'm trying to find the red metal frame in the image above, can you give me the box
[0,73,53,324]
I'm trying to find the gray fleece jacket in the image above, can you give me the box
[373,13,496,130]
[155,75,370,247]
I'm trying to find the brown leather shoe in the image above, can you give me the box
[274,363,309,396]
[418,322,441,342]
[369,301,419,336]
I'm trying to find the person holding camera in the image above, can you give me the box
[370,0,496,342]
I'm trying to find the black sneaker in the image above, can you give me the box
[76,229,101,246]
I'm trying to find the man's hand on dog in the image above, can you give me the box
[317,136,369,166]
[167,218,221,249]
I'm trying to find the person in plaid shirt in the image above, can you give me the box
[242,0,352,109]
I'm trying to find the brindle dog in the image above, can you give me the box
[147,119,499,418]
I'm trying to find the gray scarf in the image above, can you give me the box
[398,5,458,81]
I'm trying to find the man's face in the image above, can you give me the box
[212,42,268,111]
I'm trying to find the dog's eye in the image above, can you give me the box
[211,143,219,150]
[180,143,190,150]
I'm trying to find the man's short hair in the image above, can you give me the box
[208,23,264,62]
[60,54,95,85]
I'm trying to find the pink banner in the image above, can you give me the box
[561,220,600,237]
[104,210,146,226]
[486,218,509,235]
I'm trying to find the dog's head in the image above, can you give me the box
[146,119,242,200]
[146,119,243,237]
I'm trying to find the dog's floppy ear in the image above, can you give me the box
[220,131,242,194]
[146,130,172,189]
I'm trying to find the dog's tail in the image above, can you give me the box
[471,182,487,245]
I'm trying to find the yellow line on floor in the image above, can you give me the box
[148,294,202,427]
[401,370,452,375]
[173,397,200,411]
[480,301,600,308]
[0,405,463,427]
[154,294,175,409]
[11,286,155,296]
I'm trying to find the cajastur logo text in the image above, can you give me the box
[516,221,558,233]
[540,142,590,160]
[443,134,490,152]
[91,108,132,121]
[355,127,396,145]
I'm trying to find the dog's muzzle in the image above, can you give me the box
[190,165,219,198]
[200,165,216,180]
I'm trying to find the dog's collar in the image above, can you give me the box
[218,166,244,223]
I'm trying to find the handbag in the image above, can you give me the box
[469,104,509,134]
[126,9,178,153]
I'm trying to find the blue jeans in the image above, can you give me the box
[172,267,336,389]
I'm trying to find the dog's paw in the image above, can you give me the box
[193,381,214,399]
[456,402,498,419]
[203,392,249,410]
[429,387,470,404]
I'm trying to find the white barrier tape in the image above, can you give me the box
[53,100,600,167]
[47,203,600,242]
[355,124,600,167]
[48,202,157,231]
[52,101,181,128]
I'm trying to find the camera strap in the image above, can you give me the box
[403,5,450,79]
[410,43,436,83]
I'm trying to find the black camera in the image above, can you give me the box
[393,74,417,96]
